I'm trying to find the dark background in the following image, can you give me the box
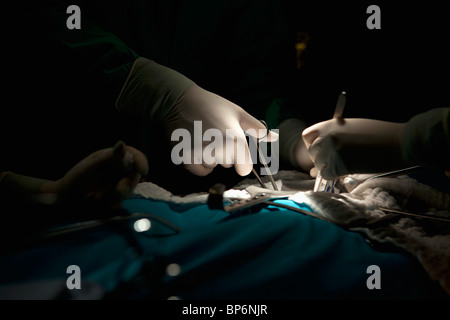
[1,1,448,193]
[281,1,449,124]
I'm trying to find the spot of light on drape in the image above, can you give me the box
[133,218,151,232]
[166,263,181,277]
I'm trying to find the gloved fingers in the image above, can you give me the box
[313,136,349,180]
[184,163,215,176]
[208,145,234,169]
[111,141,148,173]
[228,129,254,176]
[239,113,279,142]
[182,148,217,176]
[201,146,219,169]
[302,121,329,149]
[309,137,328,172]
[306,134,330,164]
[202,130,231,168]
[122,145,149,178]
[320,154,345,180]
[261,129,279,143]
[309,166,318,178]
[233,145,253,176]
[82,141,148,203]
[310,135,337,172]
[303,121,347,179]
[116,172,143,195]
[220,162,234,169]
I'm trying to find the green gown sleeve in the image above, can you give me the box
[26,1,195,123]
[27,1,139,97]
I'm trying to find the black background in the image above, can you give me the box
[281,1,449,123]
[1,1,449,192]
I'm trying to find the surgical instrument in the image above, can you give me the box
[252,120,278,190]
[314,91,346,192]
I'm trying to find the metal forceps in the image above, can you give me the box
[252,120,278,190]
[314,91,346,193]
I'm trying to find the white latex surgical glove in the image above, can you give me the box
[302,118,409,180]
[164,84,278,176]
[116,57,278,177]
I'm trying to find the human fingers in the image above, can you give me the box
[225,127,254,176]
[302,121,328,149]
[184,163,215,176]
[309,166,318,178]
[239,113,279,143]
[123,145,149,177]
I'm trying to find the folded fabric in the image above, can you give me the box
[132,170,450,295]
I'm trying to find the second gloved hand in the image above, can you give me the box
[302,118,409,180]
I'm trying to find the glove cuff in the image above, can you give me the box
[277,118,308,169]
[115,57,195,122]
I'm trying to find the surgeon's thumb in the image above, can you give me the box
[301,125,321,150]
[239,112,279,142]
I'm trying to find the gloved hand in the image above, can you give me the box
[302,118,408,180]
[164,83,278,176]
[54,140,148,209]
[116,57,278,177]
[0,141,148,215]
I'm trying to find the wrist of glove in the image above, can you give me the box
[302,118,410,180]
[115,57,195,122]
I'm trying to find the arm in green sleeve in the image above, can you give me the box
[29,2,194,122]
[27,1,139,97]
[402,107,450,170]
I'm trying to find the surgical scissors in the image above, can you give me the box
[252,120,278,190]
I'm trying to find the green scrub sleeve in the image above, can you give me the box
[402,107,450,170]
[31,5,194,123]
[29,2,139,99]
